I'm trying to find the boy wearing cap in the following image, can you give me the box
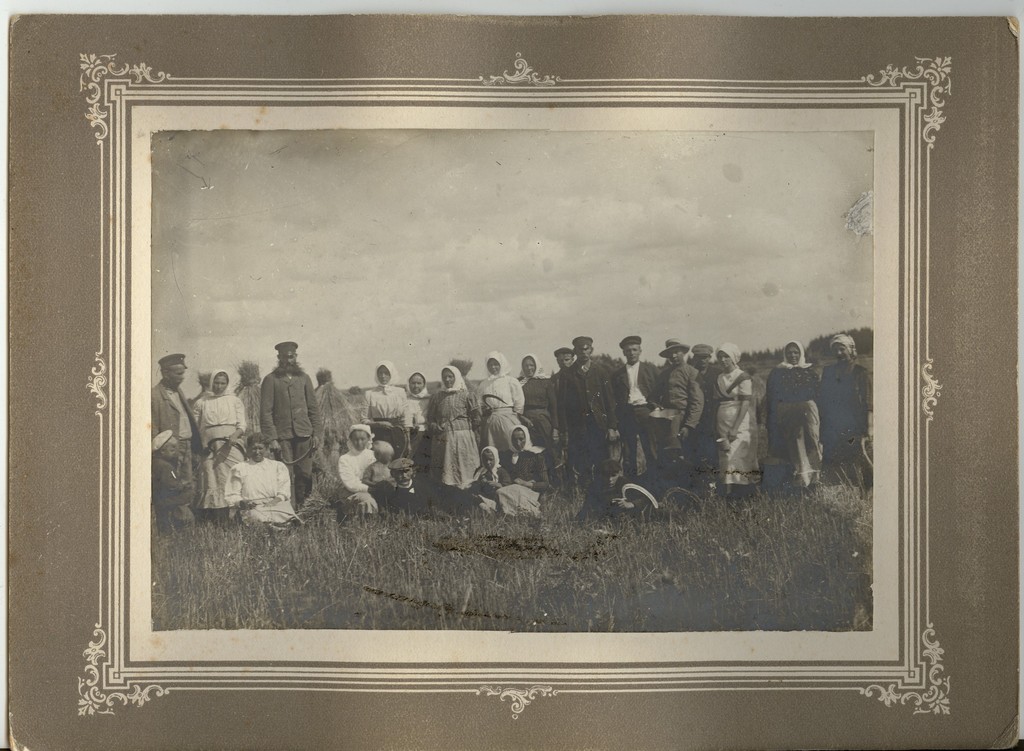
[575,459,653,522]
[610,335,659,480]
[152,430,195,533]
[259,341,323,508]
[651,339,704,488]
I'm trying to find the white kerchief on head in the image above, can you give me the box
[508,424,535,455]
[407,371,430,399]
[777,341,811,369]
[518,353,549,380]
[209,368,231,395]
[441,366,467,393]
[485,351,512,380]
[374,360,400,394]
[717,342,743,367]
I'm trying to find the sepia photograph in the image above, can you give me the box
[149,126,875,634]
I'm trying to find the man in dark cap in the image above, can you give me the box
[688,343,720,490]
[556,336,619,485]
[151,353,203,497]
[378,457,474,517]
[259,341,322,509]
[650,338,704,489]
[610,335,660,480]
[548,346,576,485]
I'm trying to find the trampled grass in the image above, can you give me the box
[152,480,872,633]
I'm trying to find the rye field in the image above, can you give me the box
[152,478,873,633]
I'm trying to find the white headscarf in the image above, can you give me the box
[373,360,400,394]
[716,343,743,371]
[509,424,542,456]
[440,366,468,393]
[518,353,549,381]
[484,351,512,380]
[407,371,430,400]
[830,333,858,358]
[777,341,811,369]
[475,446,502,481]
[208,368,232,397]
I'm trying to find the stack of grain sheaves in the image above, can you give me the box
[315,368,364,478]
[234,360,262,437]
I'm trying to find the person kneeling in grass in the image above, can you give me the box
[224,432,302,528]
[576,458,658,522]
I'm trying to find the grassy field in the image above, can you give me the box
[152,478,872,633]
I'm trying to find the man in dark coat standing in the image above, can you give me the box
[151,353,203,496]
[610,335,659,480]
[557,335,619,485]
[688,343,719,491]
[260,341,322,508]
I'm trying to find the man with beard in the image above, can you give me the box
[557,336,618,485]
[610,335,659,480]
[151,353,203,498]
[259,341,322,508]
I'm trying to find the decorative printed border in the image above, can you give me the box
[78,52,948,716]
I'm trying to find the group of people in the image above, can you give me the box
[151,333,872,531]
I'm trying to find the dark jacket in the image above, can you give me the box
[259,370,323,442]
[499,450,550,490]
[653,363,705,432]
[151,383,202,454]
[611,361,659,409]
[152,455,192,508]
[382,476,470,517]
[557,362,618,431]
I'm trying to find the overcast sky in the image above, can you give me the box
[152,128,872,392]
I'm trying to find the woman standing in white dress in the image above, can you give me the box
[715,343,760,495]
[476,351,524,452]
[194,368,246,522]
[361,360,409,458]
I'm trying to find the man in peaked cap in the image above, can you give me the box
[259,341,323,509]
[556,335,619,486]
[610,335,660,480]
[151,353,203,502]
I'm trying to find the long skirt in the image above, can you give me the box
[522,409,554,448]
[199,428,244,509]
[768,401,822,488]
[475,485,542,518]
[480,407,522,452]
[716,402,759,486]
[240,498,301,527]
[431,428,480,488]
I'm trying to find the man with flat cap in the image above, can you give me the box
[610,335,660,480]
[151,353,203,497]
[557,336,619,485]
[650,338,704,489]
[259,341,322,509]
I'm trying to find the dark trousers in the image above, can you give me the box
[279,435,314,508]
[617,405,657,479]
[566,416,609,485]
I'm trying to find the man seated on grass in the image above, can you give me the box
[152,429,195,534]
[379,457,477,517]
[576,458,658,522]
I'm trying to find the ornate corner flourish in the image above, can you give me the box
[78,625,168,716]
[477,685,557,719]
[79,53,168,141]
[87,353,108,414]
[921,358,942,421]
[482,53,561,86]
[863,56,951,147]
[859,624,950,715]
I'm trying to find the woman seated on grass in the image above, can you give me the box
[499,425,549,508]
[224,433,302,528]
[336,424,378,516]
[470,445,541,518]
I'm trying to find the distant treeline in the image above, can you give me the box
[742,327,873,364]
